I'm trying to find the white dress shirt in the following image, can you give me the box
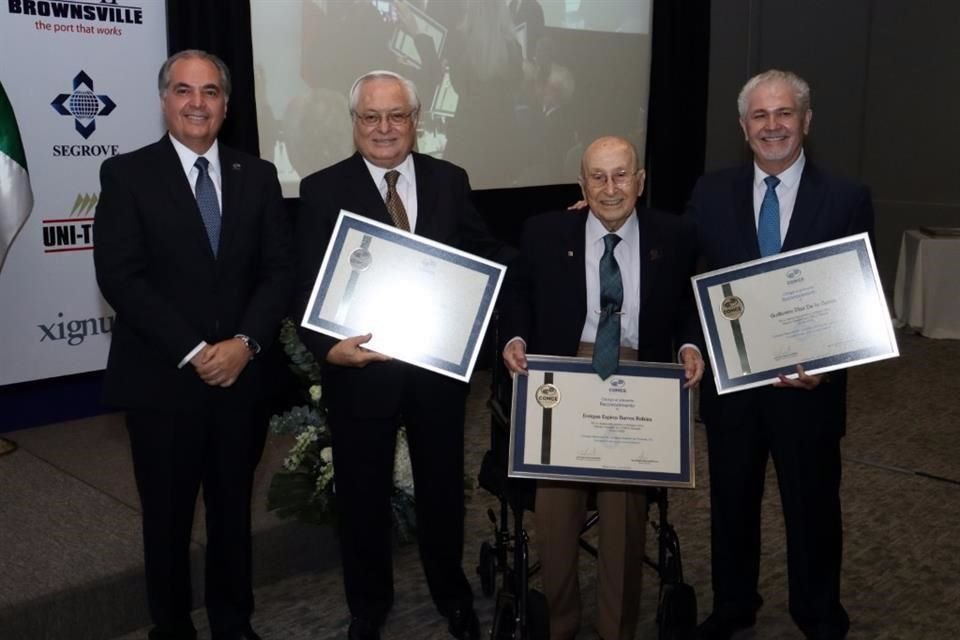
[752,150,805,244]
[169,133,223,213]
[580,211,641,348]
[363,154,419,232]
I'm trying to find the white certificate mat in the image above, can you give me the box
[692,233,899,394]
[301,211,506,382]
[508,356,694,488]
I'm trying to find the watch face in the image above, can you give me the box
[238,335,260,354]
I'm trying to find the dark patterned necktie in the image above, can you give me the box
[384,170,410,232]
[194,157,221,256]
[593,233,623,379]
[758,175,781,257]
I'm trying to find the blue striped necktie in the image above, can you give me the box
[194,156,221,256]
[757,175,781,257]
[592,233,623,379]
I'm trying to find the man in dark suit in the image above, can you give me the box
[93,50,293,640]
[688,70,874,640]
[501,136,704,640]
[295,70,512,640]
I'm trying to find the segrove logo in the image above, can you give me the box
[41,193,98,253]
[51,70,116,139]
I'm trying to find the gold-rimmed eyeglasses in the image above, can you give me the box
[353,110,417,128]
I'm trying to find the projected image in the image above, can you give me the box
[252,0,652,195]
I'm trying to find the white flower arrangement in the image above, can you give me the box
[267,319,417,540]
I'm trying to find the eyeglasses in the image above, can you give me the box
[354,110,417,128]
[584,170,638,189]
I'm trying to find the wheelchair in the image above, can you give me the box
[475,314,697,640]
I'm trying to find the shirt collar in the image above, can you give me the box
[585,208,638,246]
[754,148,805,190]
[169,133,221,178]
[362,153,415,187]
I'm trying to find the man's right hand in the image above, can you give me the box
[502,339,528,375]
[326,333,392,368]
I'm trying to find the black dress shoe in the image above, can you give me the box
[348,617,382,640]
[697,612,757,639]
[446,607,480,640]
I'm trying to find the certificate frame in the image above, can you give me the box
[508,355,695,488]
[692,232,899,395]
[301,210,506,382]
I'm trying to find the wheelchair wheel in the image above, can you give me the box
[478,541,497,597]
[525,589,550,640]
[657,582,697,640]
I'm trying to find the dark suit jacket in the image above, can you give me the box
[499,207,701,361]
[686,161,875,427]
[295,151,513,417]
[94,136,294,411]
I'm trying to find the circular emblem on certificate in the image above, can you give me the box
[349,247,372,271]
[535,383,561,409]
[720,295,744,320]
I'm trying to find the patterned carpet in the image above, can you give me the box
[113,331,960,640]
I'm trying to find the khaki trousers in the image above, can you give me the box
[534,343,648,640]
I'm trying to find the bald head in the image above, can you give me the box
[579,136,645,232]
[580,136,639,178]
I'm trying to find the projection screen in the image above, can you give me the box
[251,0,653,196]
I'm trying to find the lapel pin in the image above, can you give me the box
[567,250,574,257]
[649,248,660,261]
[232,162,241,171]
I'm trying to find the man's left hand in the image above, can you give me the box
[773,364,822,390]
[680,346,704,389]
[194,338,252,387]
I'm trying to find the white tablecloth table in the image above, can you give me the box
[893,229,960,339]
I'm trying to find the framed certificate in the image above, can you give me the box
[692,232,899,394]
[508,356,695,488]
[301,210,507,382]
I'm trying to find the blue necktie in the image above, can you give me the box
[593,233,623,380]
[757,175,781,257]
[194,157,221,256]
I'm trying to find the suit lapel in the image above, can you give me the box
[346,152,394,226]
[637,207,661,315]
[158,136,215,261]
[782,163,824,252]
[734,167,761,261]
[567,213,588,333]
[218,145,243,262]
[412,152,437,237]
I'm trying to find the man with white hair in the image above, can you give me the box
[295,70,513,640]
[687,69,874,640]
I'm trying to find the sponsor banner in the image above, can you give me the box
[0,1,166,385]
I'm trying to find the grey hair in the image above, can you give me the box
[348,70,420,114]
[737,69,810,119]
[158,49,232,100]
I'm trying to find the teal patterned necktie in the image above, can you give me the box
[194,156,221,256]
[757,175,781,257]
[593,233,623,379]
